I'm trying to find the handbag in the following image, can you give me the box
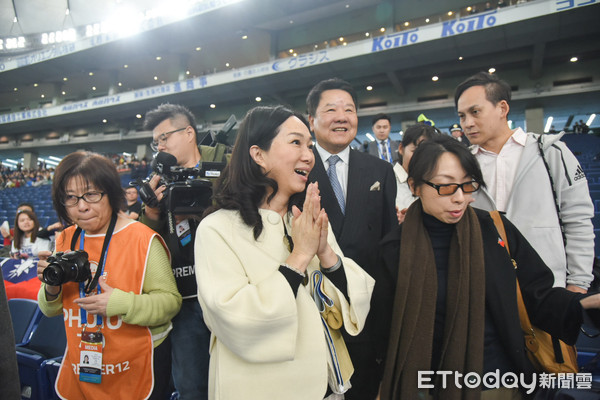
[490,210,579,374]
[309,270,354,394]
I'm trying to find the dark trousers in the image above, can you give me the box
[344,340,382,400]
[149,335,174,400]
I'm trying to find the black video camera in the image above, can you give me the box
[136,152,226,216]
[42,250,91,286]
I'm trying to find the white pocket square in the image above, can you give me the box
[370,181,381,191]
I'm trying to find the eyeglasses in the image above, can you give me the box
[150,127,187,151]
[62,191,105,207]
[423,180,480,196]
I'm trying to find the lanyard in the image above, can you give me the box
[76,213,117,326]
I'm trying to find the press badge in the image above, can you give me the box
[176,219,192,247]
[79,330,103,384]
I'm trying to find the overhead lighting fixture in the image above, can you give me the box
[587,114,596,126]
[366,85,373,91]
[63,77,68,81]
[366,133,375,141]
[345,4,350,8]
[293,53,298,56]
[404,22,409,26]
[467,6,472,11]
[342,43,347,46]
[195,47,201,51]
[380,27,385,32]
[49,156,62,161]
[365,32,370,37]
[186,70,190,75]
[154,76,158,80]
[488,67,496,73]
[544,116,554,133]
[432,76,439,81]
[89,72,94,76]
[210,104,216,109]
[458,56,463,60]
[289,20,294,24]
[124,64,128,68]
[13,88,17,91]
[255,97,262,102]
[242,34,248,40]
[41,94,45,98]
[118,82,122,86]
[339,37,344,41]
[570,56,578,62]
[448,11,453,16]
[156,56,162,61]
[102,119,108,123]
[425,18,430,23]
[62,91,66,95]
[136,114,142,119]
[289,49,294,53]
[92,86,96,90]
[34,83,38,87]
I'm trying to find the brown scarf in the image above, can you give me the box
[380,200,486,400]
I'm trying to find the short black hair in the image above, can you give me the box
[372,113,391,126]
[17,202,35,212]
[143,103,198,136]
[306,78,357,116]
[408,135,486,190]
[454,71,512,108]
[52,152,125,228]
[402,123,443,147]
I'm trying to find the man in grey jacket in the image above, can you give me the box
[455,72,594,293]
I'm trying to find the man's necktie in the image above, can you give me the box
[327,155,345,214]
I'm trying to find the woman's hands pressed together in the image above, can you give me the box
[287,183,337,273]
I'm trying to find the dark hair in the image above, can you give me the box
[401,123,444,147]
[17,202,35,212]
[372,113,391,126]
[454,71,512,108]
[208,106,310,239]
[306,78,357,116]
[13,209,39,250]
[143,103,198,137]
[52,152,125,228]
[408,135,486,190]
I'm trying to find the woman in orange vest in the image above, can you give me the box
[37,152,181,400]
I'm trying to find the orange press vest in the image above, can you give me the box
[55,222,166,400]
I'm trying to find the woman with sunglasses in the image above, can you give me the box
[377,135,600,399]
[36,152,181,399]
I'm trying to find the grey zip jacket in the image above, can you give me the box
[472,131,595,289]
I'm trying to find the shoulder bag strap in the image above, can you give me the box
[537,135,567,247]
[489,211,536,336]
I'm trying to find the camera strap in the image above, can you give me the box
[72,213,118,326]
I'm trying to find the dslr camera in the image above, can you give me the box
[42,250,91,286]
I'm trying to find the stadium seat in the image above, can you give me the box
[8,299,42,346]
[17,314,66,400]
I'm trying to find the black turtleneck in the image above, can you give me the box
[422,212,455,371]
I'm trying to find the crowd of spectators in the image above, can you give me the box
[0,165,53,190]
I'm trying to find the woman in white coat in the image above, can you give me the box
[195,105,374,400]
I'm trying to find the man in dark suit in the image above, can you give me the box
[306,78,397,400]
[367,113,400,164]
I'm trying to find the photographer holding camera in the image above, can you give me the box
[36,152,181,399]
[140,104,228,400]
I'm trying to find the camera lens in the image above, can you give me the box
[43,265,65,286]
